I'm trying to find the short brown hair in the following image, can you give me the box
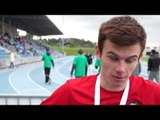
[98,15,147,54]
[78,49,83,54]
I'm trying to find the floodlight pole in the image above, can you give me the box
[62,37,64,55]
[62,15,64,55]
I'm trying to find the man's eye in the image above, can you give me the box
[126,59,135,64]
[110,56,118,61]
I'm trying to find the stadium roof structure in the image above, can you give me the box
[0,15,63,36]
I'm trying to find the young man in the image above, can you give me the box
[148,49,160,83]
[70,49,88,78]
[41,16,160,105]
[42,48,54,84]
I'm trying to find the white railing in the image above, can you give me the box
[0,94,49,105]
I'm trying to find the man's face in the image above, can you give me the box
[46,50,50,54]
[96,40,142,87]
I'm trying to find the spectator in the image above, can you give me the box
[9,51,15,69]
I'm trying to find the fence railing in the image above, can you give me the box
[0,94,49,105]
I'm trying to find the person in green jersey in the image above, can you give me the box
[70,49,88,78]
[42,48,54,84]
[95,59,101,74]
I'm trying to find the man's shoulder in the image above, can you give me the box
[67,75,98,87]
[130,76,160,91]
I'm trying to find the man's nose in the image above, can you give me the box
[115,61,126,73]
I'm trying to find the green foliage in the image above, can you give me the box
[68,38,95,48]
[52,46,95,56]
[40,37,96,56]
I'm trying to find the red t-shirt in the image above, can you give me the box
[41,74,160,105]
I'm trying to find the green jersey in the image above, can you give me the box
[42,53,53,68]
[73,55,88,77]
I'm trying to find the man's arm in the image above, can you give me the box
[70,64,76,77]
[51,60,54,67]
[95,66,98,69]
[85,65,88,76]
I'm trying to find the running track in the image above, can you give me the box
[0,56,148,96]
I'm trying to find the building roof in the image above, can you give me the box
[0,15,63,36]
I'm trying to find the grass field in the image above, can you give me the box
[52,46,95,56]
[142,56,149,61]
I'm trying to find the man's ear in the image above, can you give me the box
[95,45,101,60]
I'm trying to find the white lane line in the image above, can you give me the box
[55,57,73,80]
[9,65,51,95]
[9,71,21,94]
[27,68,51,94]
[42,69,63,85]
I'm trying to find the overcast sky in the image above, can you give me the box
[44,15,160,44]
[18,15,160,44]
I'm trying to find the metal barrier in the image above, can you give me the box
[0,59,6,68]
[0,49,9,69]
[0,94,49,105]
